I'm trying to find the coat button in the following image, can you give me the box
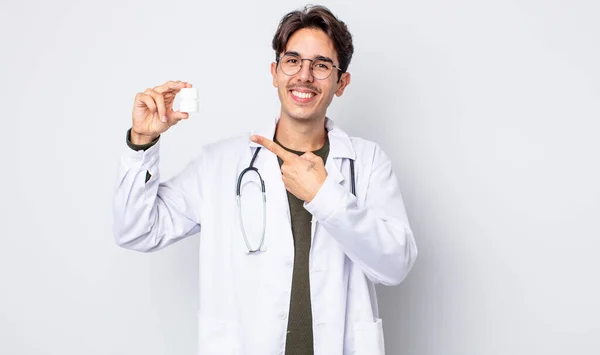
[286,260,293,268]
[279,312,287,320]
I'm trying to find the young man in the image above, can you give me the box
[113,5,417,355]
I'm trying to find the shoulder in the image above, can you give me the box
[327,119,387,162]
[349,136,378,153]
[348,136,390,165]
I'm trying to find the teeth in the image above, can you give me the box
[292,91,314,99]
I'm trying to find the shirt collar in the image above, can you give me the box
[248,116,356,160]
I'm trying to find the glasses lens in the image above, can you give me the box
[312,59,332,80]
[280,54,301,76]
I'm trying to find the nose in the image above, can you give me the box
[297,59,314,82]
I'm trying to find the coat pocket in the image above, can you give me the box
[198,315,237,355]
[353,318,385,355]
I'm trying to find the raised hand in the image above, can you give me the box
[131,80,192,144]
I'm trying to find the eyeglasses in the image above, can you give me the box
[276,53,342,80]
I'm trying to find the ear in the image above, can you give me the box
[335,72,351,97]
[271,62,278,87]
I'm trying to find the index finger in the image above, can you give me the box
[250,135,295,162]
[154,80,192,94]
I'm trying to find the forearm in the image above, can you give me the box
[306,177,416,285]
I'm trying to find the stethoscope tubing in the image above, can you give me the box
[236,146,355,253]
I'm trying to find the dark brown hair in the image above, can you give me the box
[272,5,354,82]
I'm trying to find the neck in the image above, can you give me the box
[274,116,327,152]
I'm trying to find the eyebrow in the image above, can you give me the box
[284,51,335,64]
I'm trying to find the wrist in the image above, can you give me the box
[306,180,326,203]
[130,129,158,145]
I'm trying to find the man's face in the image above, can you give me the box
[271,28,351,123]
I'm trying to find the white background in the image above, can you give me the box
[1,0,599,354]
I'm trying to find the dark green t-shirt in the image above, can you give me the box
[275,137,330,355]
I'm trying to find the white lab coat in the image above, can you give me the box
[113,117,417,355]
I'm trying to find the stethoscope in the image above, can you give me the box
[236,147,356,253]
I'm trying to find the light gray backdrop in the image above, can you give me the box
[1,0,599,354]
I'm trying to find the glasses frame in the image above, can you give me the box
[276,54,343,80]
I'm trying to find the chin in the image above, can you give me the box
[283,104,323,121]
[287,110,319,122]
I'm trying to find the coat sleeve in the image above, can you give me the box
[304,143,418,286]
[112,138,203,252]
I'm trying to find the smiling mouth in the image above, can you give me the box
[290,90,317,102]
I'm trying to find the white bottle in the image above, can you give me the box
[179,87,199,113]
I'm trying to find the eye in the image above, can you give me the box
[314,62,331,70]
[282,53,302,65]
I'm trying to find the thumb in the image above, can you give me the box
[169,110,190,121]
